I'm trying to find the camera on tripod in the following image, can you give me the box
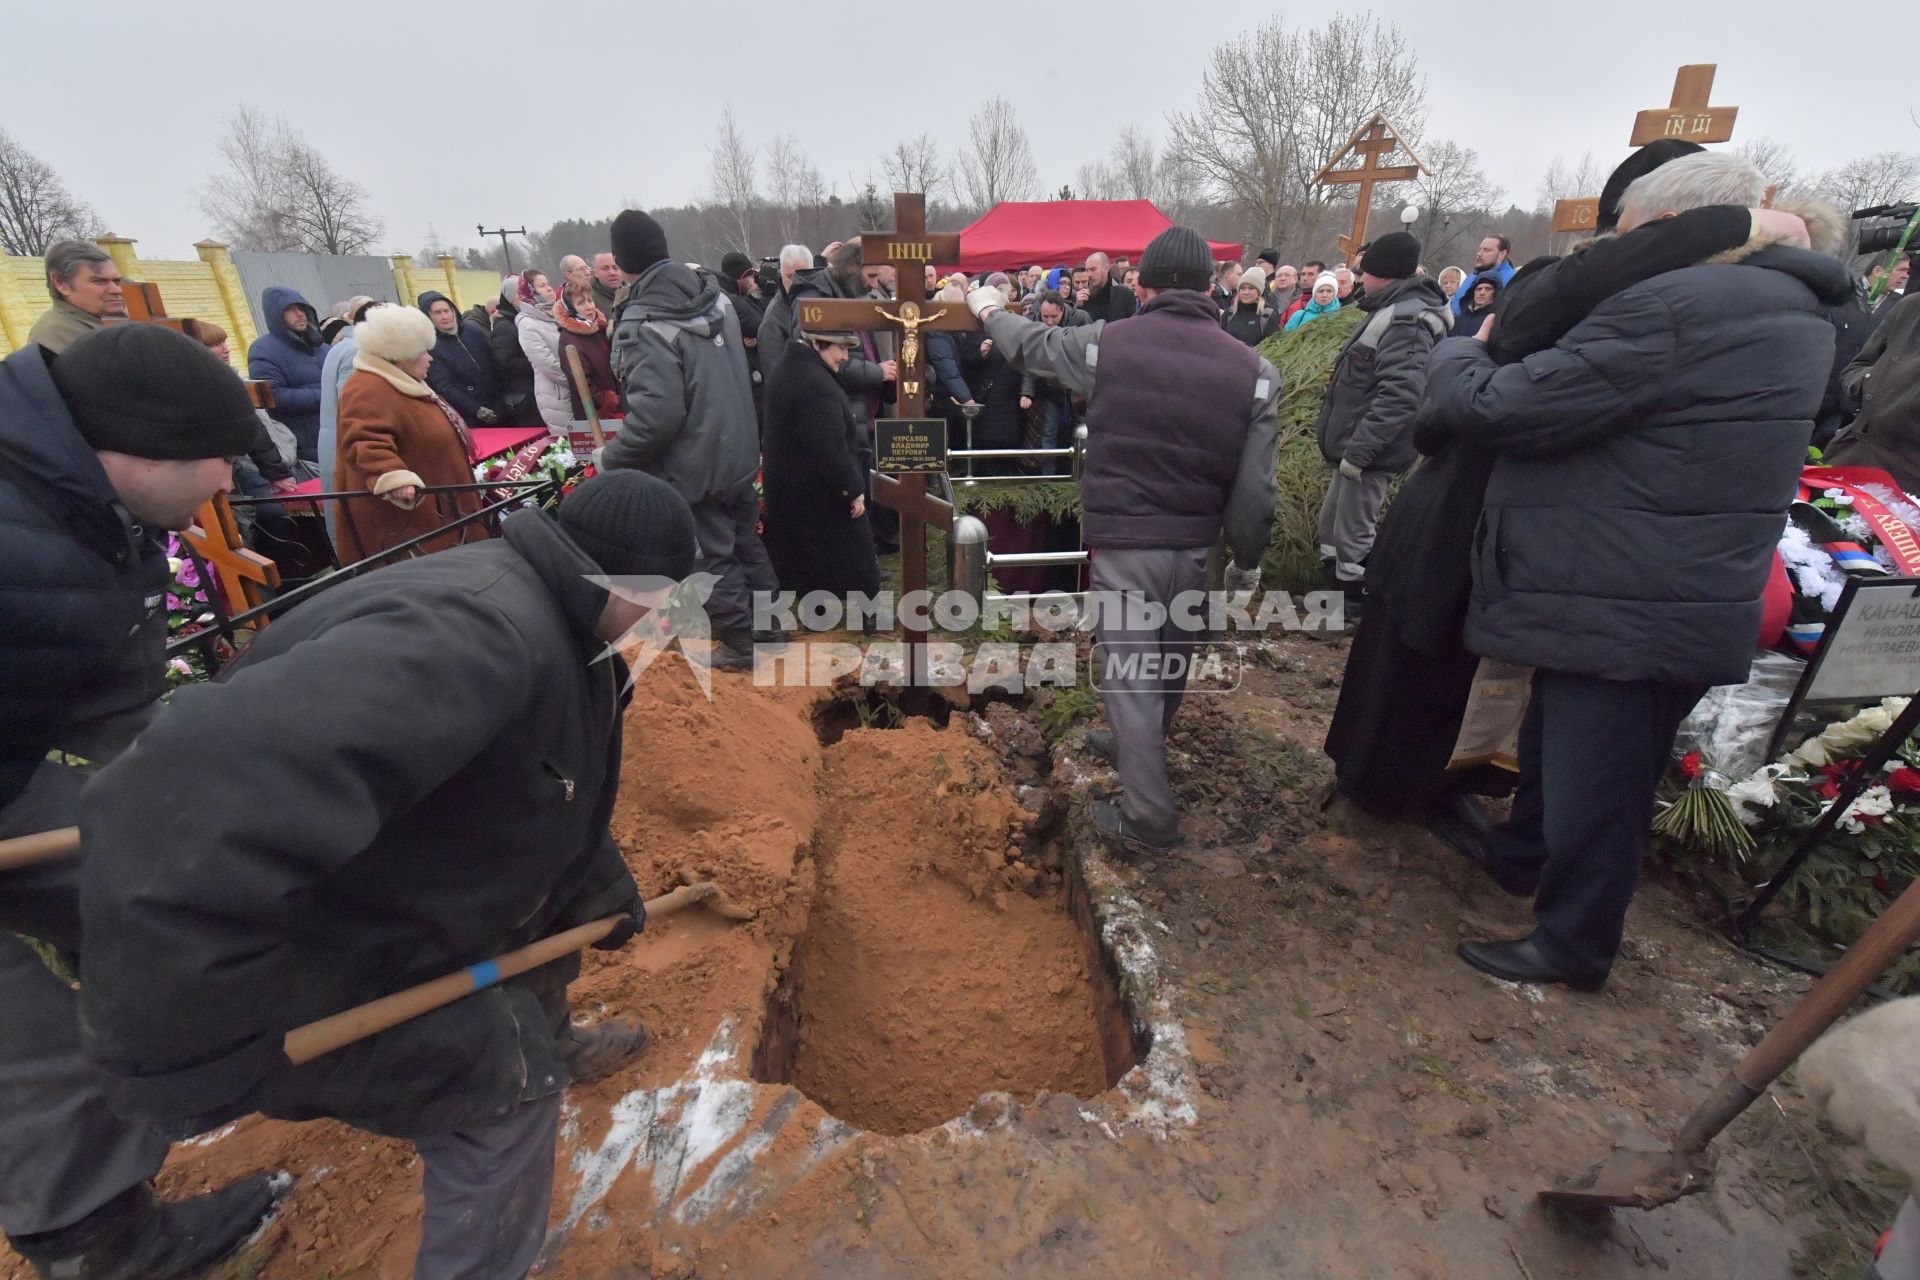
[1853,202,1918,257]
[755,256,782,298]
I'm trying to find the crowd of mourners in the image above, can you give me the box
[6,131,1920,1280]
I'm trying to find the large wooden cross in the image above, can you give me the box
[1312,113,1427,263]
[790,192,978,680]
[1553,64,1741,234]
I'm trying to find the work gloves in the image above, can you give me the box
[594,897,648,951]
[1224,562,1262,600]
[1337,458,1365,482]
[966,286,1007,319]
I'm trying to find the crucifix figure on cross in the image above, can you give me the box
[790,192,980,681]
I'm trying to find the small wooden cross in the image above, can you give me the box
[182,492,282,620]
[1556,65,1741,235]
[789,192,980,681]
[1312,113,1427,263]
[1629,64,1738,147]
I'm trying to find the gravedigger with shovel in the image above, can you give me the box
[71,469,714,1280]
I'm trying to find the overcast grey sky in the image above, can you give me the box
[19,0,1919,259]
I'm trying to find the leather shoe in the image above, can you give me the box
[1086,729,1116,763]
[1090,800,1174,860]
[8,1174,283,1280]
[1427,814,1535,897]
[561,1016,652,1084]
[1456,935,1608,993]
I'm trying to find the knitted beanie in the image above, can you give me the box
[610,210,671,276]
[719,251,755,282]
[1239,266,1267,295]
[557,470,698,580]
[50,324,259,461]
[1138,226,1212,290]
[1359,231,1421,281]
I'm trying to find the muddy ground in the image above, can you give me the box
[2,631,1895,1279]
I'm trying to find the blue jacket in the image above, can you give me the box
[1427,245,1849,686]
[247,286,327,460]
[1284,296,1339,331]
[1448,259,1515,315]
[317,335,358,543]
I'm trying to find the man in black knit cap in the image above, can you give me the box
[1313,229,1451,619]
[965,226,1280,857]
[0,323,286,1280]
[76,469,699,1280]
[603,208,778,670]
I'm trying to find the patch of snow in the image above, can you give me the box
[181,1121,240,1148]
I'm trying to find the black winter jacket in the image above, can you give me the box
[1082,280,1138,325]
[418,291,505,426]
[488,295,539,424]
[0,346,167,809]
[789,268,891,416]
[1428,244,1849,686]
[1221,299,1275,347]
[1314,276,1451,474]
[77,512,640,1139]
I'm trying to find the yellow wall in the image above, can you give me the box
[0,237,261,375]
[390,255,508,316]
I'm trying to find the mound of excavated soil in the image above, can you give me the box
[771,719,1111,1135]
[6,660,1121,1280]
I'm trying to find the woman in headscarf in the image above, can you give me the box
[332,304,490,565]
[554,273,618,426]
[512,268,570,434]
[1284,273,1341,331]
[761,329,879,600]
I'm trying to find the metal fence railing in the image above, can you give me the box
[170,478,556,675]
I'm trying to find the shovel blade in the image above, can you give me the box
[1537,1143,1714,1211]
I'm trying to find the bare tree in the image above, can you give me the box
[1813,150,1920,215]
[0,128,100,256]
[1534,151,1604,214]
[201,106,381,253]
[1109,126,1163,202]
[1405,139,1504,266]
[957,97,1038,207]
[278,137,381,254]
[1733,137,1801,194]
[880,132,948,200]
[1169,15,1425,251]
[1074,161,1119,201]
[767,134,825,243]
[706,107,758,254]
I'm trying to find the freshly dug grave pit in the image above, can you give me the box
[754,717,1136,1135]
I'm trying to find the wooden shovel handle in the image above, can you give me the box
[1737,871,1920,1088]
[563,346,605,448]
[0,826,80,871]
[282,881,721,1065]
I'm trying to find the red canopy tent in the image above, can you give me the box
[949,200,1241,273]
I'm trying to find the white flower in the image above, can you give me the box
[1725,773,1780,825]
[1790,737,1834,768]
[168,557,184,575]
[1823,488,1856,506]
[1838,785,1895,835]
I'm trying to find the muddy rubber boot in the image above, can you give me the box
[561,1016,652,1085]
[1085,728,1116,763]
[10,1174,281,1280]
[707,633,756,673]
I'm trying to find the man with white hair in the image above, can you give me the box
[755,243,817,388]
[1081,251,1138,323]
[1422,151,1848,990]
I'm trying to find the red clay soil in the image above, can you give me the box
[779,720,1109,1134]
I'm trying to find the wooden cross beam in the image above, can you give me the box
[1630,64,1738,147]
[791,192,977,680]
[182,492,282,619]
[1556,64,1741,236]
[1312,113,1427,264]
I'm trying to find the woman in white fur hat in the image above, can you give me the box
[332,304,491,565]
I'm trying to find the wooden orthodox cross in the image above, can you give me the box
[1553,64,1741,234]
[789,192,978,681]
[1312,113,1428,263]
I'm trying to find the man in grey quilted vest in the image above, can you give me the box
[965,227,1280,857]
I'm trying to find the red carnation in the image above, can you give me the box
[1680,752,1702,780]
[1886,766,1920,798]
